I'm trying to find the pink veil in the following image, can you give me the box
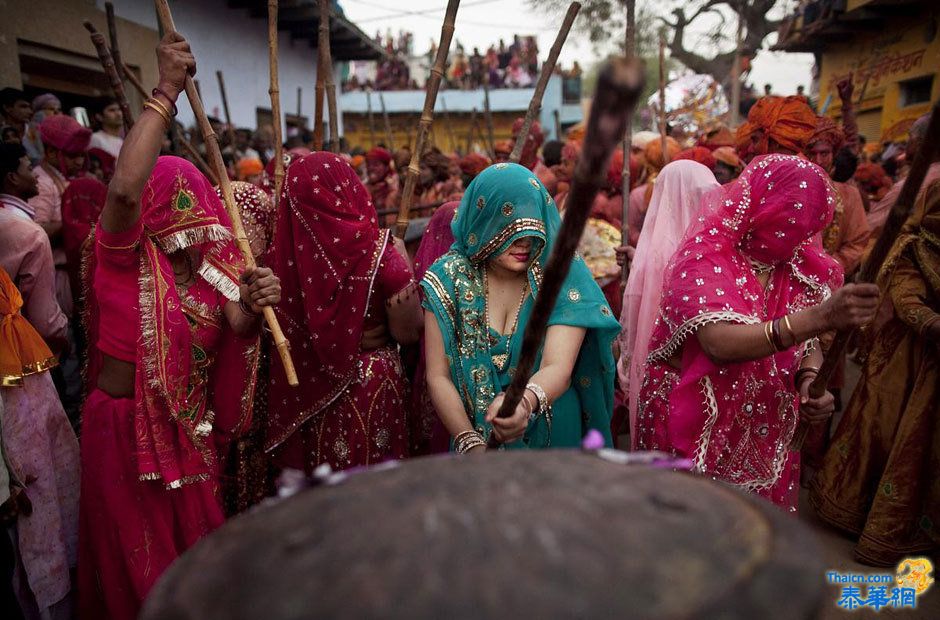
[618,160,719,441]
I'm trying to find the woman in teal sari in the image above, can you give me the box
[421,163,620,452]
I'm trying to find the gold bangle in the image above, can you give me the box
[763,321,777,352]
[146,96,172,120]
[142,101,171,128]
[782,314,795,346]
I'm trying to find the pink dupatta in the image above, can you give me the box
[638,154,842,507]
[618,160,719,442]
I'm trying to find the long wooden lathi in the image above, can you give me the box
[487,58,645,449]
[790,99,940,449]
[483,78,496,158]
[620,0,636,284]
[83,21,134,133]
[318,0,339,153]
[268,0,286,208]
[509,2,580,164]
[153,0,298,387]
[216,70,238,152]
[105,2,125,82]
[394,0,461,239]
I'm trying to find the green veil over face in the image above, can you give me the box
[421,163,620,449]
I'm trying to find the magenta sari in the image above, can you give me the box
[636,154,843,511]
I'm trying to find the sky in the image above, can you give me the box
[339,0,815,95]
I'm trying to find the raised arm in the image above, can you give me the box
[101,32,195,233]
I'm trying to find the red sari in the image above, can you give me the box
[78,157,259,620]
[266,152,414,472]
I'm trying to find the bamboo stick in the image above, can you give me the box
[620,0,635,285]
[483,78,496,158]
[658,31,668,165]
[379,92,394,150]
[440,96,459,155]
[154,0,298,387]
[366,88,377,147]
[487,57,645,448]
[319,0,339,153]
[105,2,125,82]
[791,99,940,449]
[121,61,217,184]
[509,2,581,164]
[83,21,134,133]
[313,52,325,149]
[296,86,302,121]
[216,70,238,153]
[394,0,461,240]
[194,79,202,100]
[268,0,285,210]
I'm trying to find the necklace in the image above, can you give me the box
[483,267,528,371]
[747,256,774,275]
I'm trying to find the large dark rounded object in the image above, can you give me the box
[142,451,824,619]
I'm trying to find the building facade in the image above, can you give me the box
[775,0,938,144]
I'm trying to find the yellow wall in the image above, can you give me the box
[342,111,521,154]
[818,10,939,143]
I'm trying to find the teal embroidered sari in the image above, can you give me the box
[420,163,620,449]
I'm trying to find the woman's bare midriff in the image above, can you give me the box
[97,354,136,398]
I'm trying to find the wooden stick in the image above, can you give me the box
[366,88,377,147]
[122,61,216,183]
[620,0,636,285]
[487,57,645,449]
[394,0,461,239]
[379,92,394,150]
[105,2,125,82]
[319,0,339,153]
[216,70,238,153]
[553,108,562,141]
[296,86,302,121]
[510,2,580,164]
[154,0,298,387]
[790,99,940,449]
[483,78,496,158]
[467,106,478,154]
[440,96,459,155]
[313,52,325,149]
[83,21,134,133]
[658,31,668,166]
[194,79,202,100]
[268,0,286,210]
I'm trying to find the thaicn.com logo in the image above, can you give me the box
[827,557,934,611]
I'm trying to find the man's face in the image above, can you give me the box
[366,158,389,184]
[6,155,39,199]
[5,99,33,124]
[98,103,123,129]
[236,130,251,149]
[40,102,61,117]
[808,141,834,174]
[61,151,86,177]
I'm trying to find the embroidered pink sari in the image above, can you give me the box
[619,160,719,443]
[636,154,843,511]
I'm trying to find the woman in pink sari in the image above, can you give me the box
[78,33,278,619]
[635,154,880,511]
[409,201,458,456]
[265,152,423,473]
[619,160,719,445]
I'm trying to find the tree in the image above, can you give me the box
[529,0,786,89]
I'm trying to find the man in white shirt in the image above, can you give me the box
[88,99,124,159]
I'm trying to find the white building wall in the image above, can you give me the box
[98,0,341,135]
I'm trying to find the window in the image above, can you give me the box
[899,75,933,108]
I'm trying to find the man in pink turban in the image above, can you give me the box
[365,146,399,211]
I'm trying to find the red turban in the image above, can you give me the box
[605,148,642,193]
[459,152,491,177]
[674,146,717,170]
[698,124,735,150]
[366,146,392,164]
[734,95,816,155]
[561,140,581,163]
[39,115,91,154]
[854,163,892,200]
[643,137,681,172]
[807,115,845,151]
[712,146,744,172]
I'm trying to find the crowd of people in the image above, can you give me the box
[343,32,571,92]
[0,28,937,620]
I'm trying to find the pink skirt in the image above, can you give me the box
[78,389,224,620]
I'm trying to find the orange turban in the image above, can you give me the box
[699,124,735,150]
[712,146,744,172]
[735,95,817,156]
[236,158,264,180]
[674,146,717,170]
[350,155,365,169]
[1,267,57,386]
[566,122,585,143]
[807,115,845,151]
[643,136,681,172]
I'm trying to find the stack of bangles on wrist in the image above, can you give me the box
[763,314,796,352]
[142,88,178,129]
[454,430,485,454]
[794,366,820,389]
[238,299,260,317]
